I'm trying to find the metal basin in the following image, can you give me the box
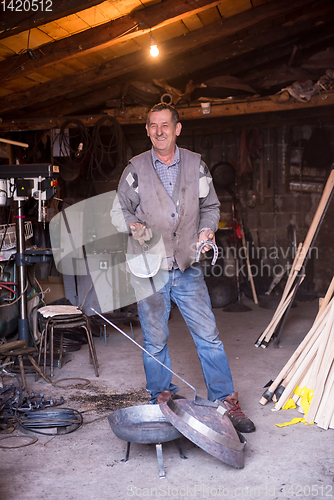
[108,404,182,444]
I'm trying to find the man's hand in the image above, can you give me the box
[129,223,153,245]
[197,229,216,253]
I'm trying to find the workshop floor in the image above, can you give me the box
[0,298,333,500]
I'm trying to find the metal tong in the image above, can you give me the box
[91,308,218,408]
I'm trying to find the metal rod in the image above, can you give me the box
[91,308,197,395]
[15,200,29,343]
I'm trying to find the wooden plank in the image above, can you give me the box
[74,51,106,67]
[306,314,334,423]
[49,62,77,76]
[63,58,89,71]
[182,15,204,32]
[294,170,334,273]
[76,5,116,26]
[35,67,67,80]
[0,115,106,132]
[256,279,300,347]
[0,30,53,53]
[255,244,303,347]
[0,77,37,92]
[53,14,90,34]
[0,43,15,59]
[38,22,72,41]
[25,72,51,84]
[177,93,334,120]
[315,364,334,429]
[1,9,331,115]
[0,0,223,82]
[2,86,334,131]
[197,5,222,25]
[0,87,12,97]
[259,299,332,405]
[0,0,320,84]
[111,0,144,16]
[96,1,123,19]
[274,331,325,411]
[153,17,334,84]
[105,38,141,57]
[0,0,109,37]
[315,277,334,322]
[217,0,252,18]
[257,169,334,347]
[152,20,189,42]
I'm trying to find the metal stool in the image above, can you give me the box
[37,306,99,378]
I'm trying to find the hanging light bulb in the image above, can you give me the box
[150,35,159,57]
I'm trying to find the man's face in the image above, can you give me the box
[146,109,182,157]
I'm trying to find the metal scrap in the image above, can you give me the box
[0,383,64,429]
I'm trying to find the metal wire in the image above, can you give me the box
[0,434,38,449]
[17,408,83,435]
[87,116,127,180]
[53,119,92,180]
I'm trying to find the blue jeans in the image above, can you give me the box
[134,263,234,403]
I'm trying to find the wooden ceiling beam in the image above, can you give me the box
[0,0,222,82]
[22,19,334,119]
[0,0,106,38]
[1,92,334,132]
[163,21,334,85]
[0,0,320,84]
[11,83,124,119]
[1,3,330,117]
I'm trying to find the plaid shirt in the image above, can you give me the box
[151,146,180,197]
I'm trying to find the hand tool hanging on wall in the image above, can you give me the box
[239,221,258,305]
[223,195,252,313]
[255,167,334,348]
[226,185,258,307]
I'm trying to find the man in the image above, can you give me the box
[111,103,255,433]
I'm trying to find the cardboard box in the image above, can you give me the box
[38,276,66,305]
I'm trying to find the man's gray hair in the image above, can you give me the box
[147,103,180,127]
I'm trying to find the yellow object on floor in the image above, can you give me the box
[276,417,314,427]
[294,386,314,416]
[282,399,296,410]
[276,386,315,427]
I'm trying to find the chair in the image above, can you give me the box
[0,340,52,389]
[37,305,99,378]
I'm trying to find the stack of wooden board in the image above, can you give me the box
[255,168,334,348]
[259,277,334,430]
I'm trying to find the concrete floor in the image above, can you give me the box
[0,298,333,500]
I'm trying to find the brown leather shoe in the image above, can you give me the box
[221,392,256,433]
[156,390,173,403]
